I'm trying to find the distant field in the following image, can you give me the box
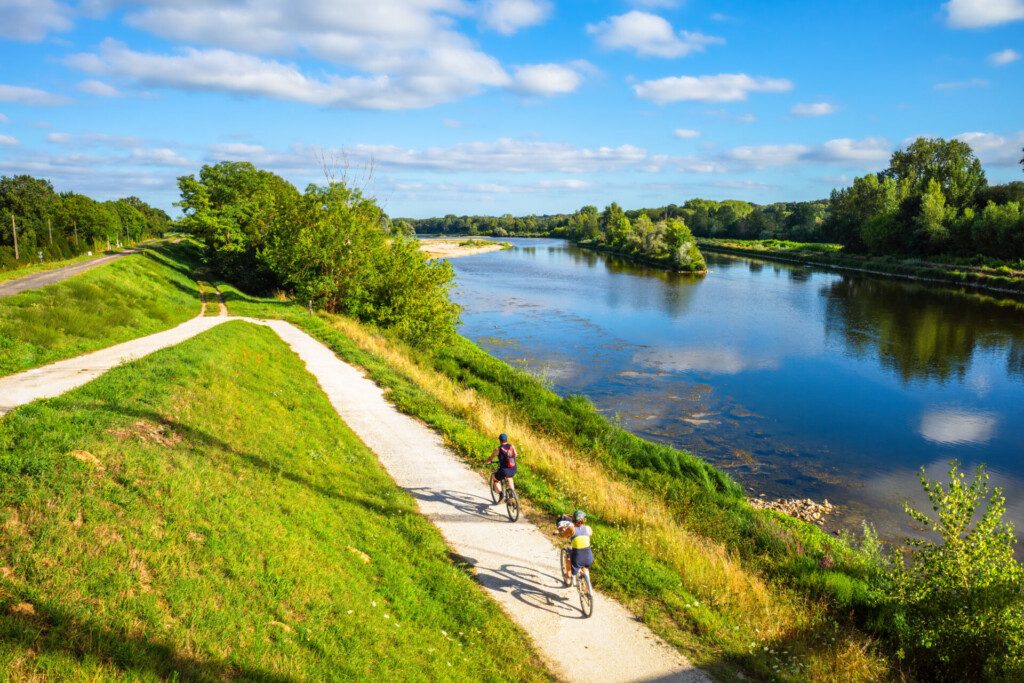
[0,242,201,377]
[0,321,548,680]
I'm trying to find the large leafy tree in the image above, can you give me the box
[883,137,986,209]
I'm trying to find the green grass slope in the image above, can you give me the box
[0,321,549,681]
[0,242,201,377]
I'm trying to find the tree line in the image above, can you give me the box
[403,137,1024,262]
[177,161,459,346]
[0,175,172,269]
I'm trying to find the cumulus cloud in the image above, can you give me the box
[0,134,17,146]
[673,128,700,139]
[587,11,723,58]
[76,79,121,97]
[955,130,1024,166]
[0,84,70,106]
[634,73,793,103]
[0,0,72,41]
[480,0,551,35]
[989,48,1021,65]
[791,101,836,116]
[513,63,583,95]
[47,132,72,144]
[67,39,510,110]
[808,137,891,162]
[944,0,1024,28]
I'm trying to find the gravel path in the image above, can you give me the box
[0,316,707,682]
[0,248,142,298]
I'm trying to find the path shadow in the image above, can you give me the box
[406,486,497,521]
[475,562,582,619]
[0,598,292,682]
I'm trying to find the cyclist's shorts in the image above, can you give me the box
[494,466,517,480]
[571,547,593,570]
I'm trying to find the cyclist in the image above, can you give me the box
[485,433,518,501]
[566,509,593,579]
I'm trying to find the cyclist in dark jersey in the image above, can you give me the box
[485,433,518,501]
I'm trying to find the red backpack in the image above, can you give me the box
[499,443,517,468]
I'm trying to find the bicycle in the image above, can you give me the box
[560,546,594,617]
[490,473,520,522]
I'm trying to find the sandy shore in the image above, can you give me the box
[419,238,508,259]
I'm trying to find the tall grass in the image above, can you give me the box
[0,322,550,680]
[219,282,890,681]
[0,241,202,377]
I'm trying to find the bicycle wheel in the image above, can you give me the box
[560,548,572,587]
[578,570,594,617]
[505,488,520,522]
[489,475,501,504]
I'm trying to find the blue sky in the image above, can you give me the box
[0,0,1021,218]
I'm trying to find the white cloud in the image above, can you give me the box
[67,39,510,110]
[635,347,778,375]
[480,0,551,35]
[673,128,700,139]
[0,0,72,41]
[635,73,793,103]
[791,101,836,116]
[726,137,891,168]
[0,113,8,124]
[209,142,268,158]
[989,48,1021,65]
[934,77,989,90]
[955,130,1024,166]
[513,63,583,95]
[0,134,17,146]
[47,132,72,143]
[0,84,70,106]
[588,11,723,58]
[442,118,463,129]
[919,408,997,445]
[77,79,122,97]
[945,0,1024,28]
[630,0,679,8]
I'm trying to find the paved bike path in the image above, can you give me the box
[0,317,707,682]
[0,248,143,298]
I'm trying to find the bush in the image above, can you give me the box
[885,462,1024,680]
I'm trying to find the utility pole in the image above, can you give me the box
[73,220,79,247]
[47,217,53,245]
[10,213,18,261]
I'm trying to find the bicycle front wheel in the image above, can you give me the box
[505,488,520,522]
[578,571,594,617]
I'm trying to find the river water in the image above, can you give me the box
[446,237,1024,540]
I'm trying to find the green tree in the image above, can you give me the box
[914,178,950,251]
[883,137,986,209]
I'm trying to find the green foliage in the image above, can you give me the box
[884,137,987,209]
[178,163,460,346]
[885,462,1024,680]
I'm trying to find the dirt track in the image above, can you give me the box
[0,315,707,682]
[0,248,143,298]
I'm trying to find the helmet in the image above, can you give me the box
[498,433,508,442]
[573,509,586,523]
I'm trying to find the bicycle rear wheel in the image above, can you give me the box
[490,475,501,504]
[578,570,594,617]
[505,488,520,522]
[560,548,572,587]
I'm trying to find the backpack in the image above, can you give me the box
[499,443,516,468]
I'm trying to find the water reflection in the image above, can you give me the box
[449,238,1024,543]
[919,409,998,445]
[823,278,1024,383]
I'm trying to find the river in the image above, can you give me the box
[445,237,1024,540]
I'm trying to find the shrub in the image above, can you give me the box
[885,462,1024,680]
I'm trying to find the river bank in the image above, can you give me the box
[418,237,511,259]
[698,238,1024,296]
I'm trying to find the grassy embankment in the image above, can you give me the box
[218,282,891,681]
[0,321,550,680]
[699,238,1024,294]
[0,241,201,377]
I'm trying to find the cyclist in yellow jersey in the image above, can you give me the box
[567,509,593,577]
